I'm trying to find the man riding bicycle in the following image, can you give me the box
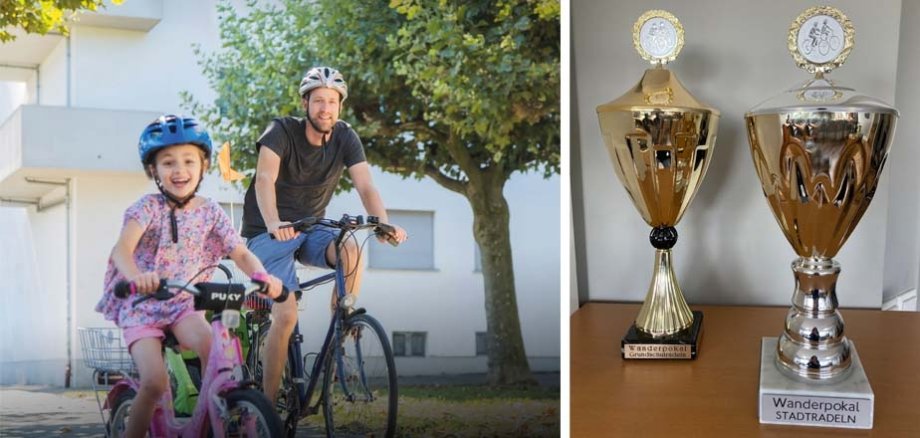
[240,66,407,404]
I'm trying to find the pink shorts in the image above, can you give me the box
[123,308,206,351]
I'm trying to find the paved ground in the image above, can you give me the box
[0,386,329,437]
[0,386,107,437]
[0,373,558,436]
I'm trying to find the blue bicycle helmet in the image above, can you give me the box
[138,115,212,165]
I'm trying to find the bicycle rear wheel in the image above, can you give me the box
[322,313,398,437]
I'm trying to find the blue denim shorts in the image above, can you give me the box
[246,226,338,291]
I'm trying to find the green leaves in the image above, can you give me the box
[185,0,559,193]
[377,0,560,180]
[0,0,124,42]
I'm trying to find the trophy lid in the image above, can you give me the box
[596,67,720,116]
[747,6,898,117]
[597,10,718,116]
[746,76,898,116]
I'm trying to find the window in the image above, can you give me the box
[368,210,434,270]
[219,202,244,233]
[392,332,426,357]
[475,331,488,356]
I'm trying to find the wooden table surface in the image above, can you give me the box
[570,303,920,437]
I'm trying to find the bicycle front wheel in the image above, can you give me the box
[221,388,284,437]
[106,388,136,437]
[322,313,398,437]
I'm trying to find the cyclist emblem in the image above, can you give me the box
[633,10,684,64]
[645,20,676,56]
[789,7,854,74]
[802,19,841,57]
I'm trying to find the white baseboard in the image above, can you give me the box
[882,289,918,311]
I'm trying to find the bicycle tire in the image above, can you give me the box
[220,388,284,438]
[106,388,136,438]
[252,320,301,437]
[322,313,398,438]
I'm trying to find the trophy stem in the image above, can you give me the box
[776,257,852,380]
[635,248,694,336]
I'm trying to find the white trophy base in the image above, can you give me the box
[758,337,874,429]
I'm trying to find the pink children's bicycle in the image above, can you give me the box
[98,277,286,437]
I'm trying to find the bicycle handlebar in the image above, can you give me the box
[270,214,401,246]
[114,278,290,309]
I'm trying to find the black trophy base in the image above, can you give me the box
[621,311,703,360]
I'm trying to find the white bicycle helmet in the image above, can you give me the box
[299,66,348,101]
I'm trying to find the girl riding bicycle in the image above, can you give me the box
[94,115,283,437]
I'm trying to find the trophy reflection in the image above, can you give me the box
[597,10,719,359]
[747,6,896,428]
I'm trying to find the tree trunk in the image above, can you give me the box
[466,173,536,387]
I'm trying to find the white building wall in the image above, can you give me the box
[24,75,36,105]
[0,206,67,385]
[37,39,67,106]
[70,1,219,112]
[0,109,22,182]
[0,81,28,123]
[504,173,561,360]
[28,201,69,374]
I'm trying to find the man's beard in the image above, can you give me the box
[306,111,333,134]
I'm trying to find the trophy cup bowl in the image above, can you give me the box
[746,85,897,379]
[598,67,719,340]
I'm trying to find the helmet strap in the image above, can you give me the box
[153,171,204,244]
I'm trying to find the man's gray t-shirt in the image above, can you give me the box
[241,117,366,238]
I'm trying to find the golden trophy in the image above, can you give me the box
[597,10,719,360]
[746,7,897,429]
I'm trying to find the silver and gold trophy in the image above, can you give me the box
[597,10,719,360]
[746,7,897,429]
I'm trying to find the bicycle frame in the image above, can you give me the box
[262,219,374,418]
[104,313,254,437]
[288,230,355,416]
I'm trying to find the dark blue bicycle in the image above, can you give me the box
[244,214,398,437]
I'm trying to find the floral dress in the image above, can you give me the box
[95,194,241,329]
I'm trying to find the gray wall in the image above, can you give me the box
[572,0,912,308]
[883,0,920,302]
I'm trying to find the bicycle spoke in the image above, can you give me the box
[323,314,397,437]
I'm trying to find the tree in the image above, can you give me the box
[0,0,123,42]
[184,0,560,386]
